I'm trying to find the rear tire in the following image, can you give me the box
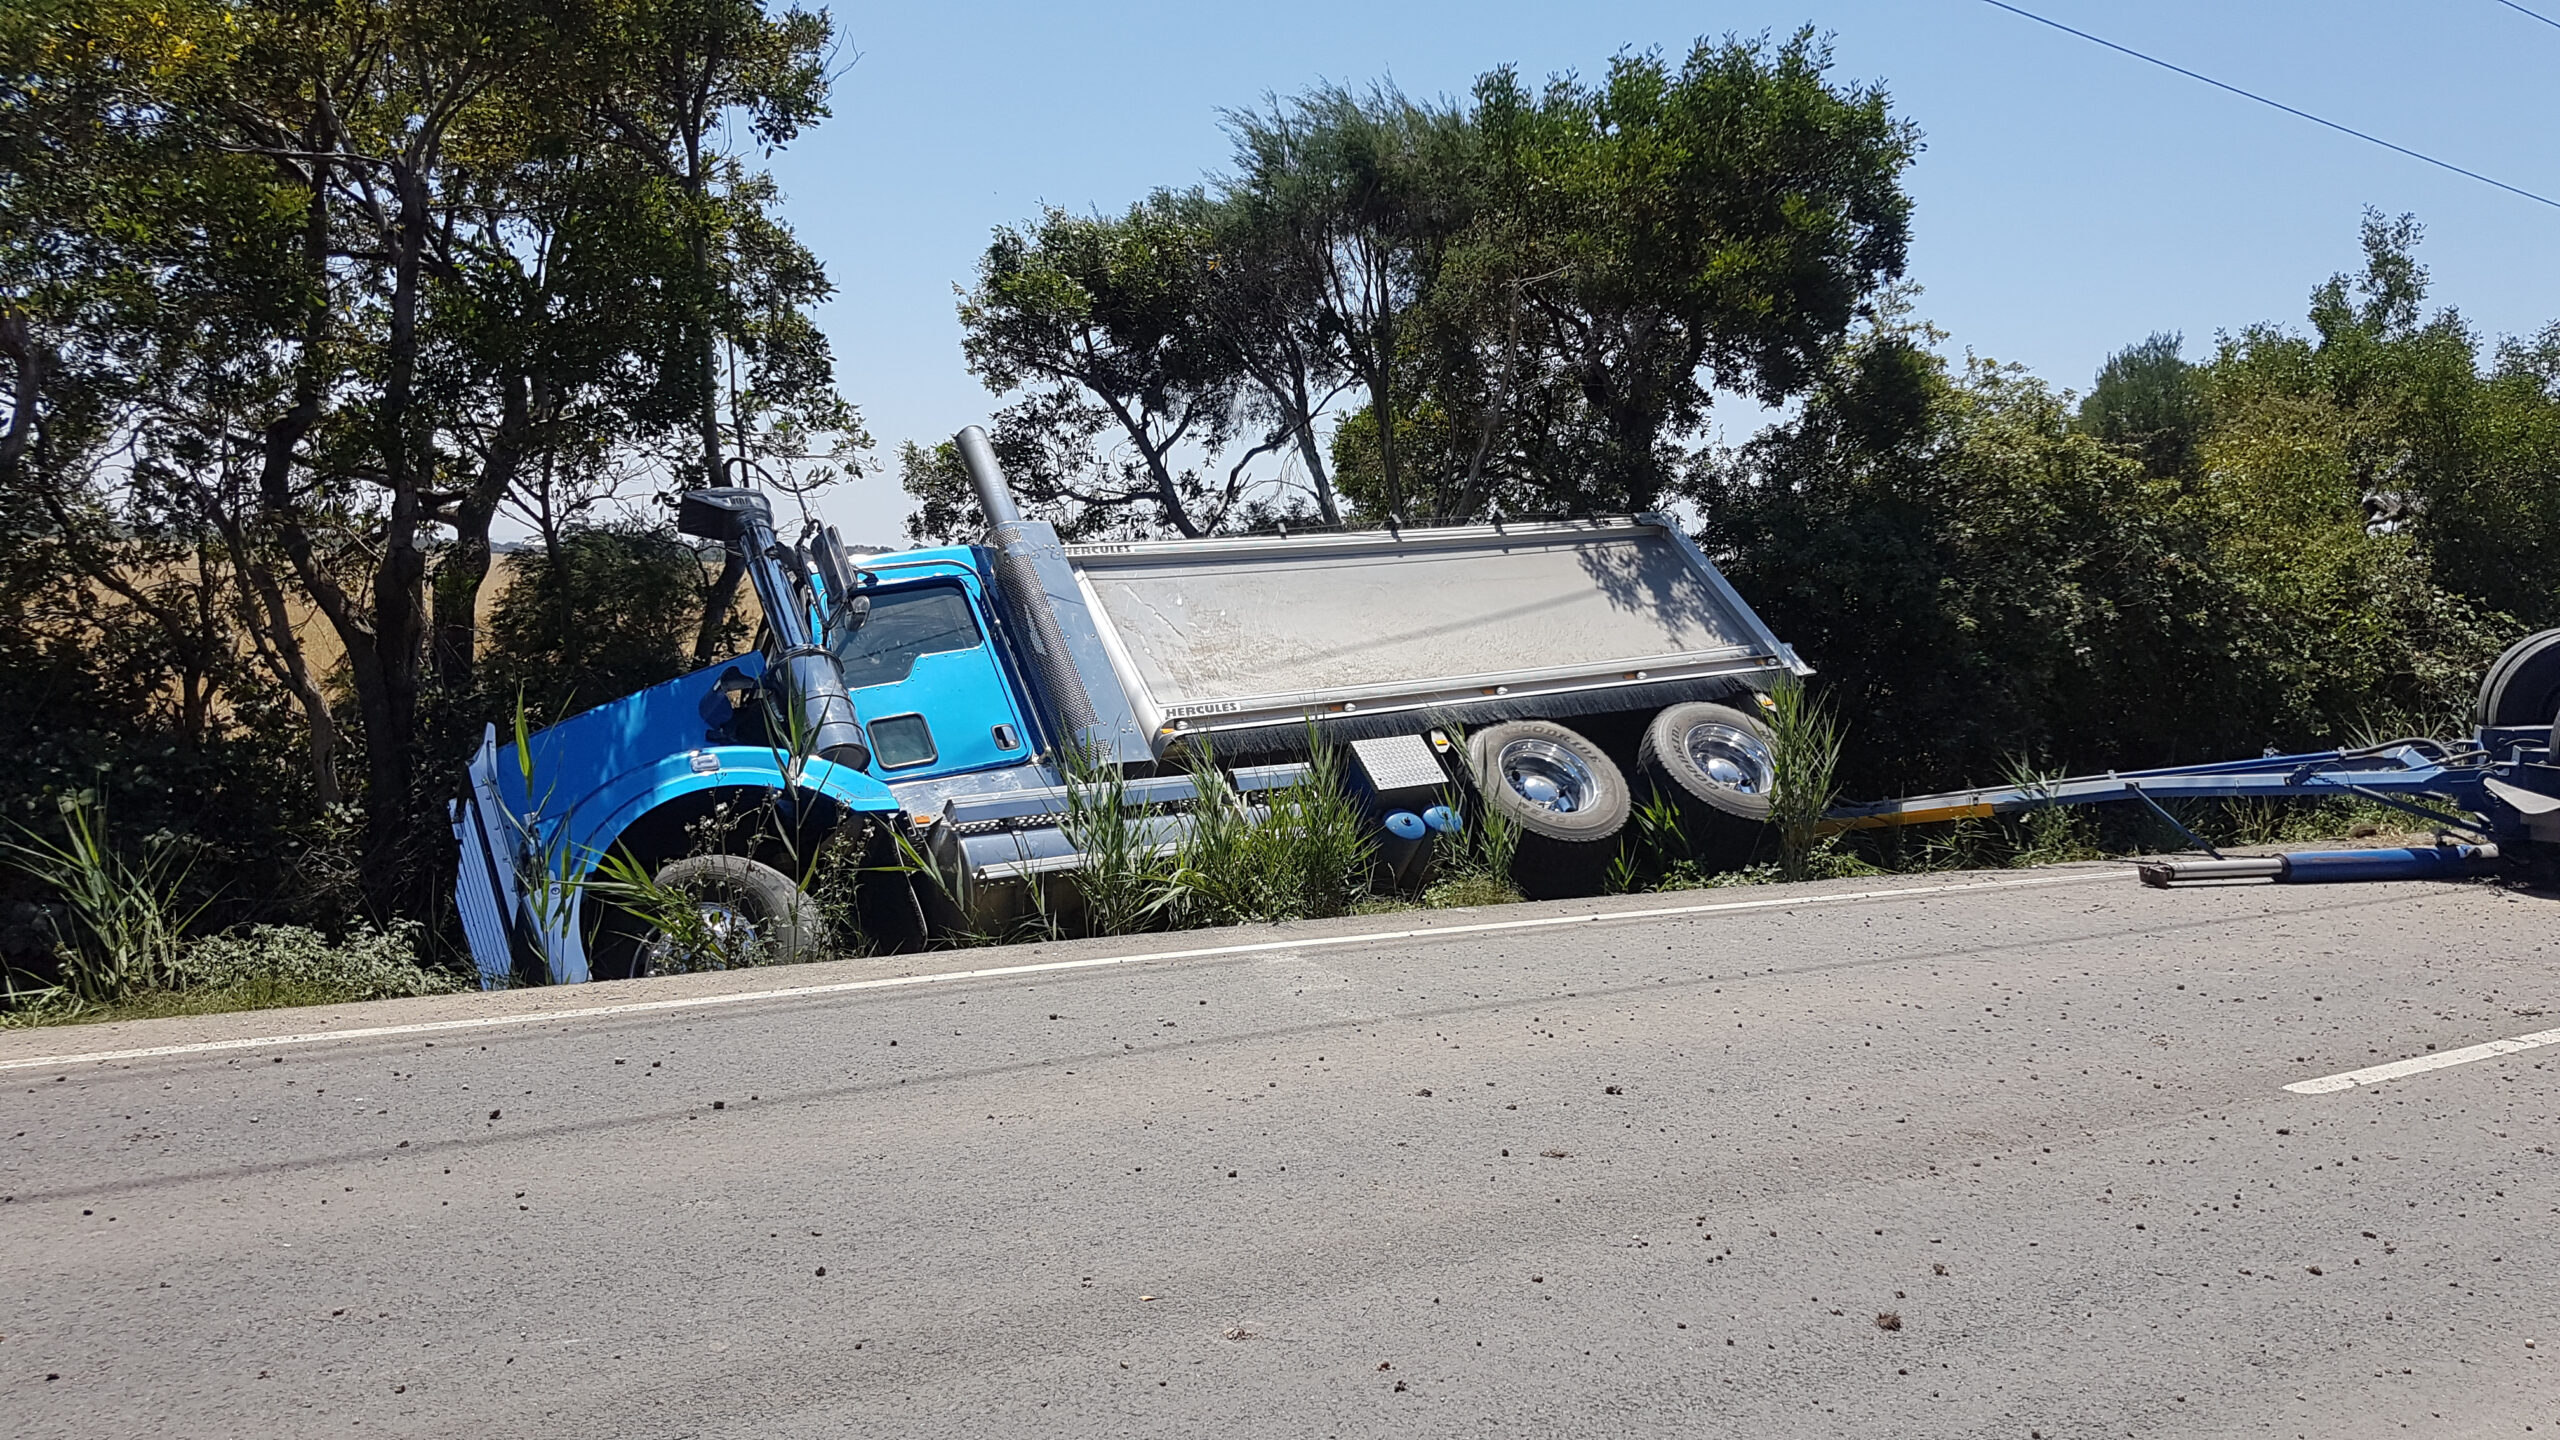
[1466,720,1630,898]
[1637,701,1778,869]
[2477,629,2560,731]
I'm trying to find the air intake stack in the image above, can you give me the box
[677,486,870,772]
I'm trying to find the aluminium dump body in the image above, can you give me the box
[1061,517,1801,751]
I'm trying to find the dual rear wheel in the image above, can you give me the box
[1466,700,1780,895]
[2477,629,2560,739]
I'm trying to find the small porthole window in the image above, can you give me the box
[867,713,937,769]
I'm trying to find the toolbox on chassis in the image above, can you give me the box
[451,426,1811,987]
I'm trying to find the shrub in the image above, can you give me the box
[480,523,740,721]
[175,922,464,1002]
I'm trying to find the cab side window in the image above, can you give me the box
[827,584,982,688]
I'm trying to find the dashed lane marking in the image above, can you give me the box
[2286,1026,2560,1094]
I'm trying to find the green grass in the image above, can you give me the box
[5,977,393,1028]
[1422,872,1524,908]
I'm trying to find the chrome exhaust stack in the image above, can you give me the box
[955,427,1101,741]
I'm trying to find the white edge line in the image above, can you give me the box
[2284,1026,2560,1094]
[4,870,2112,1073]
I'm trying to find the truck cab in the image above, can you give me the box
[824,551,1040,786]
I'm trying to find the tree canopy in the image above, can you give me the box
[1700,213,2543,794]
[919,30,1919,539]
[1,0,861,915]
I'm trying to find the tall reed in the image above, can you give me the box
[1765,676,1847,881]
[3,793,206,1002]
[1167,734,1374,926]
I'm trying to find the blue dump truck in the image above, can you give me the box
[453,419,2560,988]
[450,427,1811,986]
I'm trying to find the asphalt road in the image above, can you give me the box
[4,866,2557,1439]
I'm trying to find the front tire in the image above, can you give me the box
[592,854,824,980]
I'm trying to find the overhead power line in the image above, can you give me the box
[2490,0,2560,32]
[1976,0,2560,212]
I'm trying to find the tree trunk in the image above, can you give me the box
[232,541,341,809]
[1093,390,1204,538]
[681,87,745,667]
[434,506,494,695]
[1365,245,1401,522]
[1370,349,1398,520]
[685,260,746,664]
[433,371,528,694]
[1456,288,1527,518]
[1293,413,1342,526]
[1280,350,1342,526]
[693,548,747,664]
[1144,443,1204,539]
[350,155,435,905]
[0,313,43,490]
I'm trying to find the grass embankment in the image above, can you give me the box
[2,705,2463,1030]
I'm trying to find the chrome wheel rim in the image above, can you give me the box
[1684,722,1774,795]
[1497,738,1598,813]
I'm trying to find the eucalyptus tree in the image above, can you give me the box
[571,0,846,660]
[1459,32,1918,516]
[1,0,857,912]
[948,38,1916,534]
[959,196,1246,538]
[1195,186,1354,526]
[1222,83,1474,523]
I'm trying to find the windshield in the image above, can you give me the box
[827,583,983,688]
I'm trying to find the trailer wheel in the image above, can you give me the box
[592,854,824,980]
[2476,629,2560,731]
[1466,721,1630,897]
[1638,701,1777,868]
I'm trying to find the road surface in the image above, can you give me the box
[3,866,2555,1438]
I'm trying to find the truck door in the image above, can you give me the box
[827,580,1029,778]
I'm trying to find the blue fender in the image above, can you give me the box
[526,748,902,984]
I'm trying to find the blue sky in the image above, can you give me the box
[764,0,2560,544]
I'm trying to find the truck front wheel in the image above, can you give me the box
[591,854,826,979]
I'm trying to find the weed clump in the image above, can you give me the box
[1766,677,1867,881]
[175,922,462,1001]
[4,793,203,1003]
[1171,739,1374,926]
[4,921,463,1028]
